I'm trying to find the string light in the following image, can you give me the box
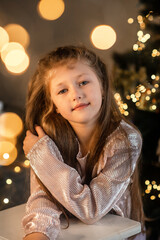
[23,160,30,167]
[144,179,160,200]
[128,18,134,24]
[6,179,12,185]
[3,198,9,204]
[14,166,21,173]
[114,93,129,116]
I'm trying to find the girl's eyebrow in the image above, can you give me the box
[55,73,89,87]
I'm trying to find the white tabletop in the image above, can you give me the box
[0,204,141,240]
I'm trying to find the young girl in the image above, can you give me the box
[22,45,145,240]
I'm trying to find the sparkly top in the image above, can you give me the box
[22,120,142,239]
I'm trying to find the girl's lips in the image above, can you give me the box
[72,103,90,111]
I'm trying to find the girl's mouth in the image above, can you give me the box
[72,103,90,111]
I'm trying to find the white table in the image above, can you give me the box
[0,204,141,240]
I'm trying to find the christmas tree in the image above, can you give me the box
[112,1,160,238]
[113,1,160,115]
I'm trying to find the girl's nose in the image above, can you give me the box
[71,87,83,101]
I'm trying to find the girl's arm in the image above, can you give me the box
[26,122,142,224]
[22,169,62,240]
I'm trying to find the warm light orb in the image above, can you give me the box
[4,49,26,66]
[91,25,116,50]
[5,51,30,74]
[0,27,9,52]
[0,135,17,145]
[38,0,65,20]
[3,198,9,204]
[128,18,134,24]
[1,42,24,63]
[4,24,30,48]
[14,166,21,173]
[0,141,17,166]
[0,112,23,138]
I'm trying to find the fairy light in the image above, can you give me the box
[24,159,30,167]
[6,179,12,185]
[145,96,150,101]
[154,84,159,88]
[126,95,130,100]
[147,184,152,191]
[145,189,150,194]
[151,88,156,93]
[3,198,9,204]
[14,166,21,173]
[133,44,138,51]
[145,180,150,185]
[150,195,156,200]
[153,184,157,189]
[114,93,129,116]
[128,18,134,24]
[136,102,140,107]
[146,89,151,95]
[152,181,156,185]
[151,74,156,80]
[3,153,9,159]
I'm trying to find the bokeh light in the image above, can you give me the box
[91,25,116,50]
[1,42,30,74]
[37,0,65,20]
[4,24,30,48]
[14,166,21,173]
[1,42,24,63]
[0,141,17,166]
[0,112,23,139]
[5,51,30,74]
[0,27,9,52]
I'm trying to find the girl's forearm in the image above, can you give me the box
[23,232,49,240]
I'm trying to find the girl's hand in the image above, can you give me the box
[23,126,46,156]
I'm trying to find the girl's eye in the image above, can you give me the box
[79,80,88,86]
[58,89,68,95]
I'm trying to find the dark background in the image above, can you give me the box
[0,1,160,239]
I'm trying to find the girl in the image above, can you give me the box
[22,45,145,240]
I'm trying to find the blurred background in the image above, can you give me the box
[0,0,160,239]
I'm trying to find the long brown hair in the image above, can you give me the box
[25,45,144,225]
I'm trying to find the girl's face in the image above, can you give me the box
[49,61,103,130]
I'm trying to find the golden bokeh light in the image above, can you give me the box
[37,0,65,20]
[5,52,29,74]
[0,141,17,166]
[1,42,30,74]
[0,135,17,146]
[128,18,134,24]
[5,51,30,74]
[3,198,9,204]
[4,49,26,66]
[91,25,117,50]
[0,112,23,138]
[24,159,30,167]
[14,166,21,173]
[6,179,12,185]
[4,24,30,48]
[1,42,24,63]
[0,27,9,52]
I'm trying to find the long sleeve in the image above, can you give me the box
[22,168,62,239]
[27,120,142,224]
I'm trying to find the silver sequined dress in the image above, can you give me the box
[22,120,145,239]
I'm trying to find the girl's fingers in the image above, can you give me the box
[26,130,32,136]
[35,126,46,138]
